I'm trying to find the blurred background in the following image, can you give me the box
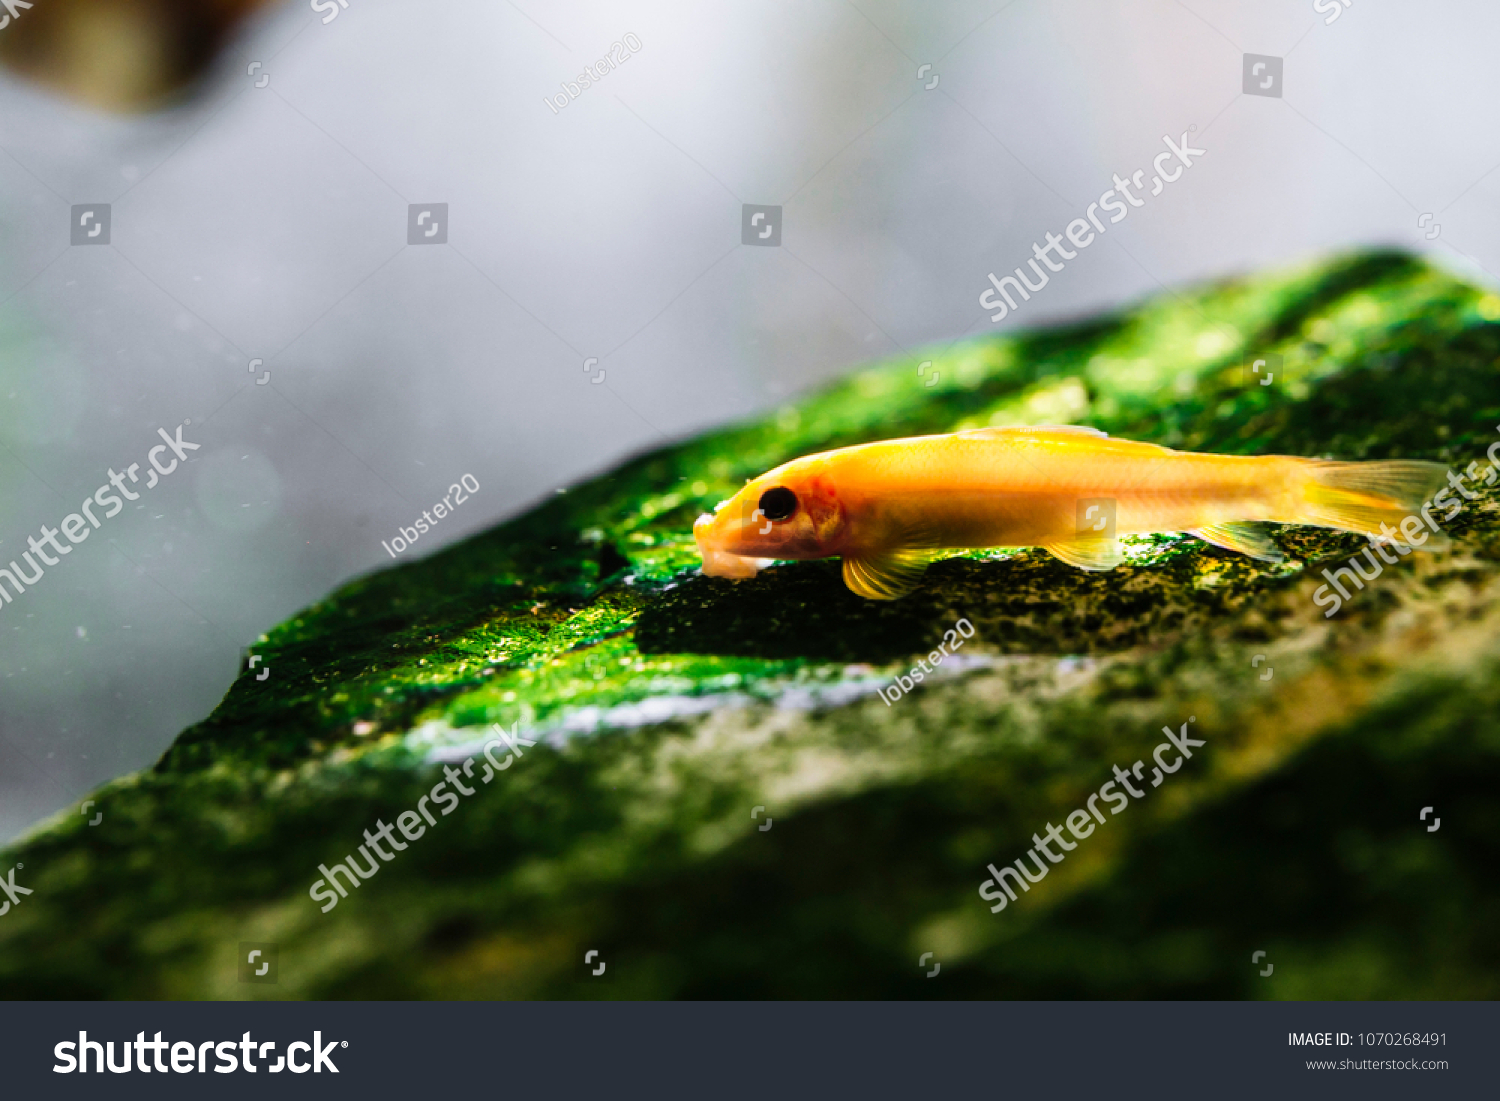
[1,0,1497,842]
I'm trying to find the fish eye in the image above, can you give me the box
[757,486,798,521]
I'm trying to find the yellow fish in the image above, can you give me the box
[692,426,1450,600]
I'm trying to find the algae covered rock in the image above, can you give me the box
[3,250,1499,999]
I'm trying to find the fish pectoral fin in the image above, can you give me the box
[959,424,1108,440]
[1043,536,1125,571]
[842,547,935,600]
[1187,522,1285,564]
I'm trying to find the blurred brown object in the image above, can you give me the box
[0,0,285,111]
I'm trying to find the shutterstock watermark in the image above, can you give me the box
[979,717,1203,912]
[1313,0,1354,26]
[55,1031,344,1074]
[544,33,643,114]
[979,132,1206,324]
[382,474,479,558]
[0,0,33,31]
[880,617,975,705]
[1313,429,1499,617]
[311,0,351,25]
[0,864,32,917]
[0,423,199,615]
[309,722,535,912]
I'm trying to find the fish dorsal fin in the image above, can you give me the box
[1043,537,1125,571]
[958,424,1108,441]
[1187,522,1286,564]
[842,547,936,600]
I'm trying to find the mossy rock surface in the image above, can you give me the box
[4,250,1500,999]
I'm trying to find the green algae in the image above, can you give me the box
[3,249,1500,999]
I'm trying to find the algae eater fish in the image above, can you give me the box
[692,425,1449,600]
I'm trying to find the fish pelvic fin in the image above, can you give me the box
[842,547,936,600]
[1042,537,1125,571]
[1298,460,1452,550]
[1188,521,1286,564]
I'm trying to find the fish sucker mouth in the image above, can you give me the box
[694,513,776,580]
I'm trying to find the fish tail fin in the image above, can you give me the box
[1296,459,1452,549]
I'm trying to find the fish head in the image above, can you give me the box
[693,460,845,580]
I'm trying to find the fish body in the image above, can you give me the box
[692,425,1450,599]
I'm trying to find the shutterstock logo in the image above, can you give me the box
[0,0,33,31]
[238,942,278,984]
[71,204,111,245]
[407,204,448,245]
[1077,498,1116,539]
[741,204,782,246]
[0,864,32,916]
[1,423,199,618]
[55,1031,345,1074]
[311,0,350,24]
[980,132,1205,324]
